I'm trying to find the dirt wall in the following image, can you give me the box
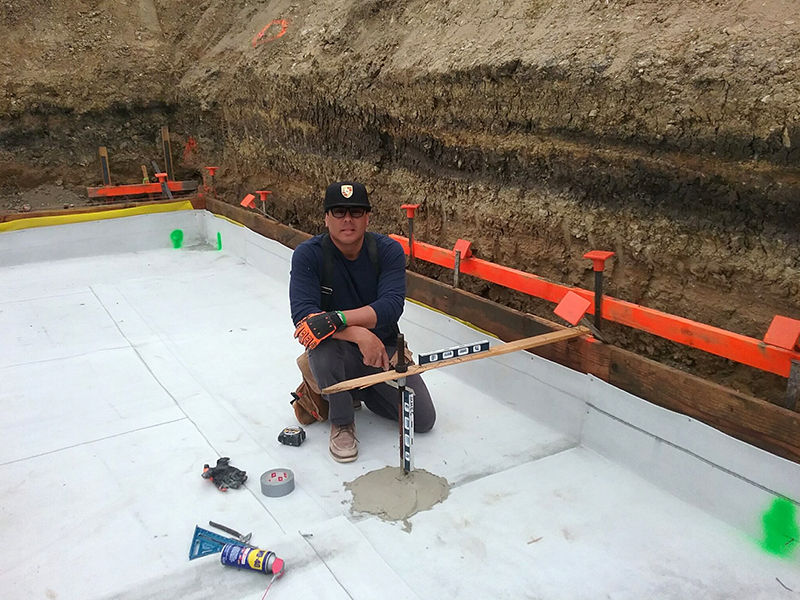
[1,0,799,401]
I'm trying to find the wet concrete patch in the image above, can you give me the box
[346,466,450,529]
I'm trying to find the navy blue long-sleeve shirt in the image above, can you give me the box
[289,233,406,345]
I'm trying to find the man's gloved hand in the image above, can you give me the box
[294,311,347,349]
[202,457,247,491]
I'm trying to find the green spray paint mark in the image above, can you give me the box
[170,229,184,249]
[216,231,222,250]
[762,498,799,557]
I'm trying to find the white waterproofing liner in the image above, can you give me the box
[1,208,799,600]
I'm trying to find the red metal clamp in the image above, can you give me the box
[452,239,473,289]
[583,250,616,272]
[453,239,473,260]
[400,204,420,219]
[765,316,800,351]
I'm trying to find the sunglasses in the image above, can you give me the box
[328,206,368,219]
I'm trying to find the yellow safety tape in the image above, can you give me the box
[406,297,498,339]
[208,213,244,228]
[0,200,196,233]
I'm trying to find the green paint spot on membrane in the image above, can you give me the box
[170,229,184,249]
[762,498,799,557]
[216,231,222,250]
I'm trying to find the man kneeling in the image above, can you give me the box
[289,181,435,462]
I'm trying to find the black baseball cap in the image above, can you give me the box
[324,181,371,212]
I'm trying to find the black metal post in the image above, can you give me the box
[594,270,604,332]
[408,216,415,270]
[787,359,800,411]
[453,250,461,289]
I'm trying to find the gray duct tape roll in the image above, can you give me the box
[261,468,295,497]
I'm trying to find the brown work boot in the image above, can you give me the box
[329,422,358,463]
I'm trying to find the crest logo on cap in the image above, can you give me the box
[341,185,353,198]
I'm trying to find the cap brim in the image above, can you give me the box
[326,203,371,209]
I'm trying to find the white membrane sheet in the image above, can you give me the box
[1,210,798,599]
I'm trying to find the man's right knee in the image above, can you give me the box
[308,338,345,364]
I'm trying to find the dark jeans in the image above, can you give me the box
[307,338,436,431]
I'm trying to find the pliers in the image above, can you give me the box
[209,521,253,545]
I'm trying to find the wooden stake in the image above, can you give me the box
[161,126,175,181]
[321,327,590,394]
[99,147,111,186]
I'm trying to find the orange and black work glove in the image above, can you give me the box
[294,311,347,349]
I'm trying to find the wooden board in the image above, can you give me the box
[405,267,800,463]
[161,126,175,181]
[205,198,311,250]
[0,196,204,223]
[321,327,589,394]
[99,146,111,185]
[608,348,800,463]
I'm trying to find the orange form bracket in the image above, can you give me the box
[390,235,800,378]
[87,180,198,198]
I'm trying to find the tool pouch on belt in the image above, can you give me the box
[291,343,414,425]
[292,352,329,425]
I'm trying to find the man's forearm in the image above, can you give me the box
[340,306,378,329]
[332,325,368,343]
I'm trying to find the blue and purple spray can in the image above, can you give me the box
[220,543,285,576]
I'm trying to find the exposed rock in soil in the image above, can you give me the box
[1,184,85,212]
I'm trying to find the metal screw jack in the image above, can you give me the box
[583,250,615,332]
[400,204,420,269]
[204,166,219,198]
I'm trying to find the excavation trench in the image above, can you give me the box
[1,0,799,403]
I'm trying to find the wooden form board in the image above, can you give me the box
[205,197,311,249]
[204,199,800,464]
[99,147,111,185]
[610,350,800,463]
[321,327,589,394]
[0,197,205,223]
[406,273,800,464]
[161,126,175,181]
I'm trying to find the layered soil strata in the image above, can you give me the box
[1,0,798,401]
